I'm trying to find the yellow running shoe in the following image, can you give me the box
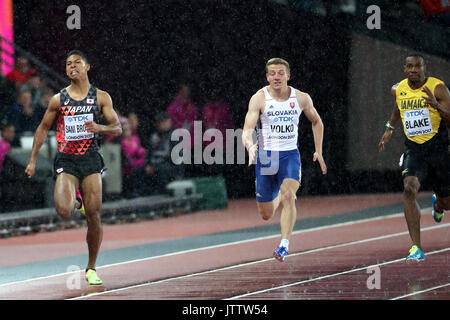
[406,245,425,262]
[85,269,102,285]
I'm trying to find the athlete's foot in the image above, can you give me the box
[273,246,288,262]
[85,268,102,285]
[405,245,425,262]
[432,194,444,223]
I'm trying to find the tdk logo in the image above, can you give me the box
[68,115,90,122]
[406,110,425,118]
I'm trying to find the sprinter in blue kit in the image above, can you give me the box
[242,58,327,261]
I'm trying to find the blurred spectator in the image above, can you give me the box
[104,109,127,144]
[5,90,37,146]
[0,76,15,118]
[338,0,356,15]
[419,0,450,26]
[143,112,184,195]
[292,0,327,16]
[21,74,44,105]
[166,83,198,149]
[0,123,15,175]
[201,89,234,149]
[121,118,147,198]
[127,111,139,135]
[31,87,54,127]
[6,56,37,91]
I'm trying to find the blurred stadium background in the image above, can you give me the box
[0,0,449,223]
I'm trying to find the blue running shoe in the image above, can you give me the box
[273,246,288,262]
[406,245,425,262]
[432,194,444,223]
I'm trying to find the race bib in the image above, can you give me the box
[64,113,94,141]
[403,108,433,137]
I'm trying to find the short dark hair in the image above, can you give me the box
[154,112,170,123]
[0,121,14,132]
[67,50,89,64]
[405,53,425,64]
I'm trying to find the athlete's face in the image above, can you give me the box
[66,54,90,80]
[266,64,290,89]
[404,57,425,83]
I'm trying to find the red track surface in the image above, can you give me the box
[0,193,449,300]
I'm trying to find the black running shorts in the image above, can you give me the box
[401,147,450,198]
[53,151,105,181]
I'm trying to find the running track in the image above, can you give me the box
[0,193,449,303]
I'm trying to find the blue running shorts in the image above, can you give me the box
[255,149,301,202]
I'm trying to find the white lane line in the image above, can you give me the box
[226,247,450,300]
[0,211,407,289]
[390,283,450,300]
[71,222,450,300]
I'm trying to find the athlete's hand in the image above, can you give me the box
[25,162,35,179]
[247,142,258,166]
[378,129,393,152]
[84,120,100,133]
[313,152,327,175]
[422,86,439,108]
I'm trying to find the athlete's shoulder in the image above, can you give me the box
[96,88,110,97]
[294,88,309,98]
[96,88,113,104]
[255,88,266,97]
[427,76,445,86]
[294,89,312,107]
[391,79,407,96]
[250,89,265,103]
[51,92,61,100]
[428,76,443,82]
[48,93,61,108]
[391,83,399,96]
[247,89,265,113]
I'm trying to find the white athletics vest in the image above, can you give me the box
[257,86,301,151]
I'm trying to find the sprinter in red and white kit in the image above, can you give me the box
[25,50,122,285]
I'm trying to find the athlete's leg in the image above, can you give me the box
[435,195,450,211]
[256,193,281,221]
[403,176,422,247]
[54,173,80,218]
[81,173,103,270]
[279,178,300,241]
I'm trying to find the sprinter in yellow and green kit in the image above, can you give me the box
[378,54,450,262]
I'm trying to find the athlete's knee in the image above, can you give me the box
[280,185,296,206]
[55,204,72,218]
[281,189,295,203]
[403,178,420,198]
[258,208,274,220]
[437,196,450,211]
[85,212,102,229]
[83,201,102,219]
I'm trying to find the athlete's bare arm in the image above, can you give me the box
[378,84,401,152]
[84,89,122,136]
[242,90,264,166]
[25,94,60,178]
[297,90,327,175]
[422,84,450,124]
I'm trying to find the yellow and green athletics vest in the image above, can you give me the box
[396,77,445,145]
